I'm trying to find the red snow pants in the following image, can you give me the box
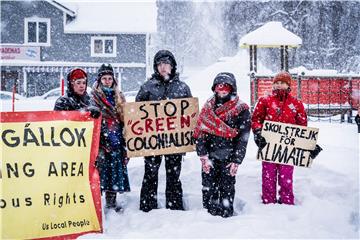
[262,162,294,205]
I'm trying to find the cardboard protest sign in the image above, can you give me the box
[0,111,102,239]
[257,120,319,168]
[124,97,199,157]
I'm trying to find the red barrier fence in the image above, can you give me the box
[251,74,360,122]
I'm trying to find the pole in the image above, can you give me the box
[250,45,253,72]
[12,79,16,112]
[254,45,257,73]
[60,68,65,96]
[280,46,284,70]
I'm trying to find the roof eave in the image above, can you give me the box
[46,0,76,17]
[63,29,156,35]
[240,43,301,48]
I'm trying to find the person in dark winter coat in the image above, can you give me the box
[355,106,360,133]
[91,64,130,212]
[193,72,251,218]
[54,68,100,118]
[136,50,192,212]
[251,71,322,205]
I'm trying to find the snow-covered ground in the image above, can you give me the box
[93,121,359,239]
[2,52,359,239]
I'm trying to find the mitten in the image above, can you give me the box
[200,155,212,174]
[87,106,101,118]
[227,162,239,177]
[123,151,130,166]
[310,144,323,159]
[254,129,267,150]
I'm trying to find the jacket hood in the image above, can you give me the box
[66,68,88,96]
[153,50,177,77]
[211,72,237,94]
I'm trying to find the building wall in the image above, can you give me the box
[1,1,147,63]
[1,1,148,95]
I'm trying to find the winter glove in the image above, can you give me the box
[309,144,323,159]
[200,155,212,174]
[254,129,267,150]
[87,106,101,119]
[123,151,130,166]
[123,157,130,166]
[226,162,239,177]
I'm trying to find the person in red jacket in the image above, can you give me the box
[251,71,322,205]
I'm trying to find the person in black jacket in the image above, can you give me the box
[355,106,360,133]
[193,72,251,218]
[54,68,100,118]
[136,50,192,212]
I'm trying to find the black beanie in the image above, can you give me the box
[98,64,114,78]
[97,63,117,87]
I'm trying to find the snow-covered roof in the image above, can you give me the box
[239,22,302,48]
[55,0,157,34]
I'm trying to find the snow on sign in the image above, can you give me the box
[0,111,102,239]
[257,121,319,168]
[124,98,199,157]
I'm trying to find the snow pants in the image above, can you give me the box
[140,154,184,212]
[262,162,294,205]
[202,160,236,217]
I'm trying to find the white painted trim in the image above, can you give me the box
[2,60,146,68]
[90,36,117,58]
[46,0,76,17]
[64,29,152,34]
[24,17,51,47]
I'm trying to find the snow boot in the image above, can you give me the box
[105,191,116,208]
[105,191,123,213]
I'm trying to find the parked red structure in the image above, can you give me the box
[250,74,360,122]
[240,22,360,123]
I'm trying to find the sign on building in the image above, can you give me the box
[0,45,40,61]
[124,98,199,157]
[257,120,319,168]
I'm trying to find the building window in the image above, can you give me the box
[24,17,51,46]
[91,36,116,57]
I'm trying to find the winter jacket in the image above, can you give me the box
[54,93,91,111]
[196,107,251,164]
[355,114,360,133]
[251,91,307,132]
[195,72,251,164]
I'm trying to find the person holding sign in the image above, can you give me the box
[54,68,100,117]
[193,72,251,218]
[136,50,192,212]
[91,64,130,212]
[251,71,322,205]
